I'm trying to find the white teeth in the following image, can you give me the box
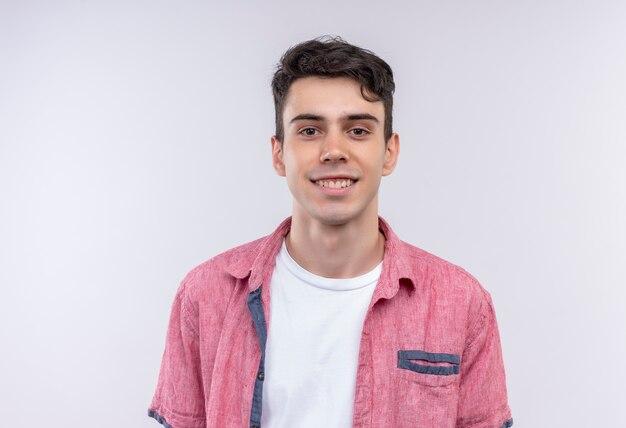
[315,179,354,188]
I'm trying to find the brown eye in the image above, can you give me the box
[350,128,369,136]
[300,128,318,136]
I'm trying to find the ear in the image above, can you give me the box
[271,136,286,177]
[382,132,400,176]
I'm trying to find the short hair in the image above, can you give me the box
[271,36,395,143]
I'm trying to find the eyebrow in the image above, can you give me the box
[290,113,324,123]
[289,113,379,124]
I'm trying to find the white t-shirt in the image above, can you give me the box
[261,240,382,428]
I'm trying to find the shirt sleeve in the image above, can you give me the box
[456,290,513,428]
[148,282,206,428]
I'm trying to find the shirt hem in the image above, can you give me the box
[148,409,174,428]
[500,418,513,428]
[459,409,513,428]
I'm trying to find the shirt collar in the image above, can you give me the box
[224,216,416,296]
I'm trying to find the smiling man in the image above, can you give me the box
[149,37,513,428]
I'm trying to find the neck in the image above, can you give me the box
[286,207,385,279]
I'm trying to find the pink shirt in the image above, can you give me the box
[149,217,513,428]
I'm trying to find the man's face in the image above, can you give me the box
[272,76,399,226]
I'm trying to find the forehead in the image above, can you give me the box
[283,76,384,120]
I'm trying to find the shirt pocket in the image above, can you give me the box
[396,350,461,388]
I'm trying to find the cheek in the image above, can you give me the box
[363,154,386,175]
[283,157,305,189]
[356,143,386,163]
[282,154,298,177]
[283,148,312,177]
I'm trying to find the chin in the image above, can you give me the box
[311,209,361,226]
[294,196,375,227]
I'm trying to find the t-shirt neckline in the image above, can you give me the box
[278,240,383,291]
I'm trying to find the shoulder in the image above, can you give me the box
[174,217,291,304]
[396,239,493,308]
[394,239,497,344]
[178,235,268,300]
[380,217,490,304]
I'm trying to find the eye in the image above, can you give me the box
[299,127,319,137]
[349,127,370,136]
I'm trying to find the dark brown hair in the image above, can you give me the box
[271,36,395,143]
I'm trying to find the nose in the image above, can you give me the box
[320,130,349,163]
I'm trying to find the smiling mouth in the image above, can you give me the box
[314,179,356,189]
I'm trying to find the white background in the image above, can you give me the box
[1,1,625,426]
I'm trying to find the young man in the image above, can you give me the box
[149,37,513,428]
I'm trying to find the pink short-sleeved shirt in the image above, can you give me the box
[149,217,513,428]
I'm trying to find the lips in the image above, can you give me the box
[314,179,355,189]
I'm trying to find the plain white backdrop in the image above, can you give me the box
[1,1,625,426]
